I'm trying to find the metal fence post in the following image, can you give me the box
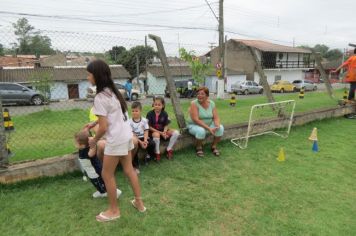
[245,45,276,106]
[313,52,334,99]
[148,34,187,130]
[0,98,9,168]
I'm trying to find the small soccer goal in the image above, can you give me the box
[231,100,296,149]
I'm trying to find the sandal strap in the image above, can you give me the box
[211,147,220,155]
[196,147,204,156]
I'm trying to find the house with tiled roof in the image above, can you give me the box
[0,65,130,100]
[205,39,315,86]
[144,64,193,95]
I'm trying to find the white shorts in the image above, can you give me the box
[104,139,134,156]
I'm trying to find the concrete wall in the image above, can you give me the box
[147,73,192,95]
[209,40,256,81]
[206,75,246,93]
[254,70,305,84]
[50,79,126,100]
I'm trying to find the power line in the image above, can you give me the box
[0,10,310,47]
[204,0,219,22]
[69,2,218,18]
[0,11,217,31]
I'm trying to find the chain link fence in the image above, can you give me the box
[0,26,348,164]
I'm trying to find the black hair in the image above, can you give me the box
[152,96,165,111]
[354,48,356,54]
[131,101,142,110]
[87,60,128,120]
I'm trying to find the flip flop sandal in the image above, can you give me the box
[196,148,204,157]
[211,147,220,156]
[96,212,120,222]
[131,199,147,213]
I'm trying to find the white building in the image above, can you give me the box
[204,39,315,87]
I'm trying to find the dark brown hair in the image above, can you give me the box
[131,101,142,110]
[196,86,209,96]
[153,96,166,111]
[87,59,128,120]
[75,130,90,146]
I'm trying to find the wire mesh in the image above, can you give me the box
[0,26,347,163]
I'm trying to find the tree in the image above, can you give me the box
[298,44,343,61]
[325,49,343,61]
[30,35,55,56]
[12,18,54,55]
[313,44,329,58]
[112,45,156,77]
[108,46,126,62]
[0,44,4,56]
[30,71,54,102]
[179,48,213,85]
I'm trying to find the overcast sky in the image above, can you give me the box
[0,0,355,55]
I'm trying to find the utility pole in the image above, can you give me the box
[217,0,225,98]
[224,35,228,91]
[136,54,141,94]
[144,36,148,96]
[0,98,8,169]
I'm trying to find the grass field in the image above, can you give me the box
[8,89,344,162]
[1,118,355,235]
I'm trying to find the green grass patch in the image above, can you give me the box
[1,118,355,235]
[8,89,344,162]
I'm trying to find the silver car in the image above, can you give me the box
[292,80,317,91]
[231,80,264,95]
[0,82,44,105]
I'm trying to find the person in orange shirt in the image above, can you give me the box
[334,48,356,102]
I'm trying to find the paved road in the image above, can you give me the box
[2,83,346,116]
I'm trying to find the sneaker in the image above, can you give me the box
[344,113,356,119]
[93,189,122,198]
[116,189,122,199]
[144,154,151,165]
[92,191,107,198]
[166,149,173,160]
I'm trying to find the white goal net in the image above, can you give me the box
[231,100,296,149]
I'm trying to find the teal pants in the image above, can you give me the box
[188,123,224,140]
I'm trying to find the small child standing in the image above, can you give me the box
[75,129,122,198]
[146,97,180,161]
[129,102,155,171]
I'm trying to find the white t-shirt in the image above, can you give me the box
[93,88,133,145]
[129,117,149,138]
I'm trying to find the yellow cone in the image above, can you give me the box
[277,148,286,162]
[308,127,318,141]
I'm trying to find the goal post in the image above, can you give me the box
[231,100,296,149]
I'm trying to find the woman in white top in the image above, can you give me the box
[87,60,146,222]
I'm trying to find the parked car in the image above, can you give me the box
[292,80,317,91]
[0,82,44,105]
[270,80,296,93]
[86,82,140,101]
[231,80,263,95]
[165,80,199,98]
